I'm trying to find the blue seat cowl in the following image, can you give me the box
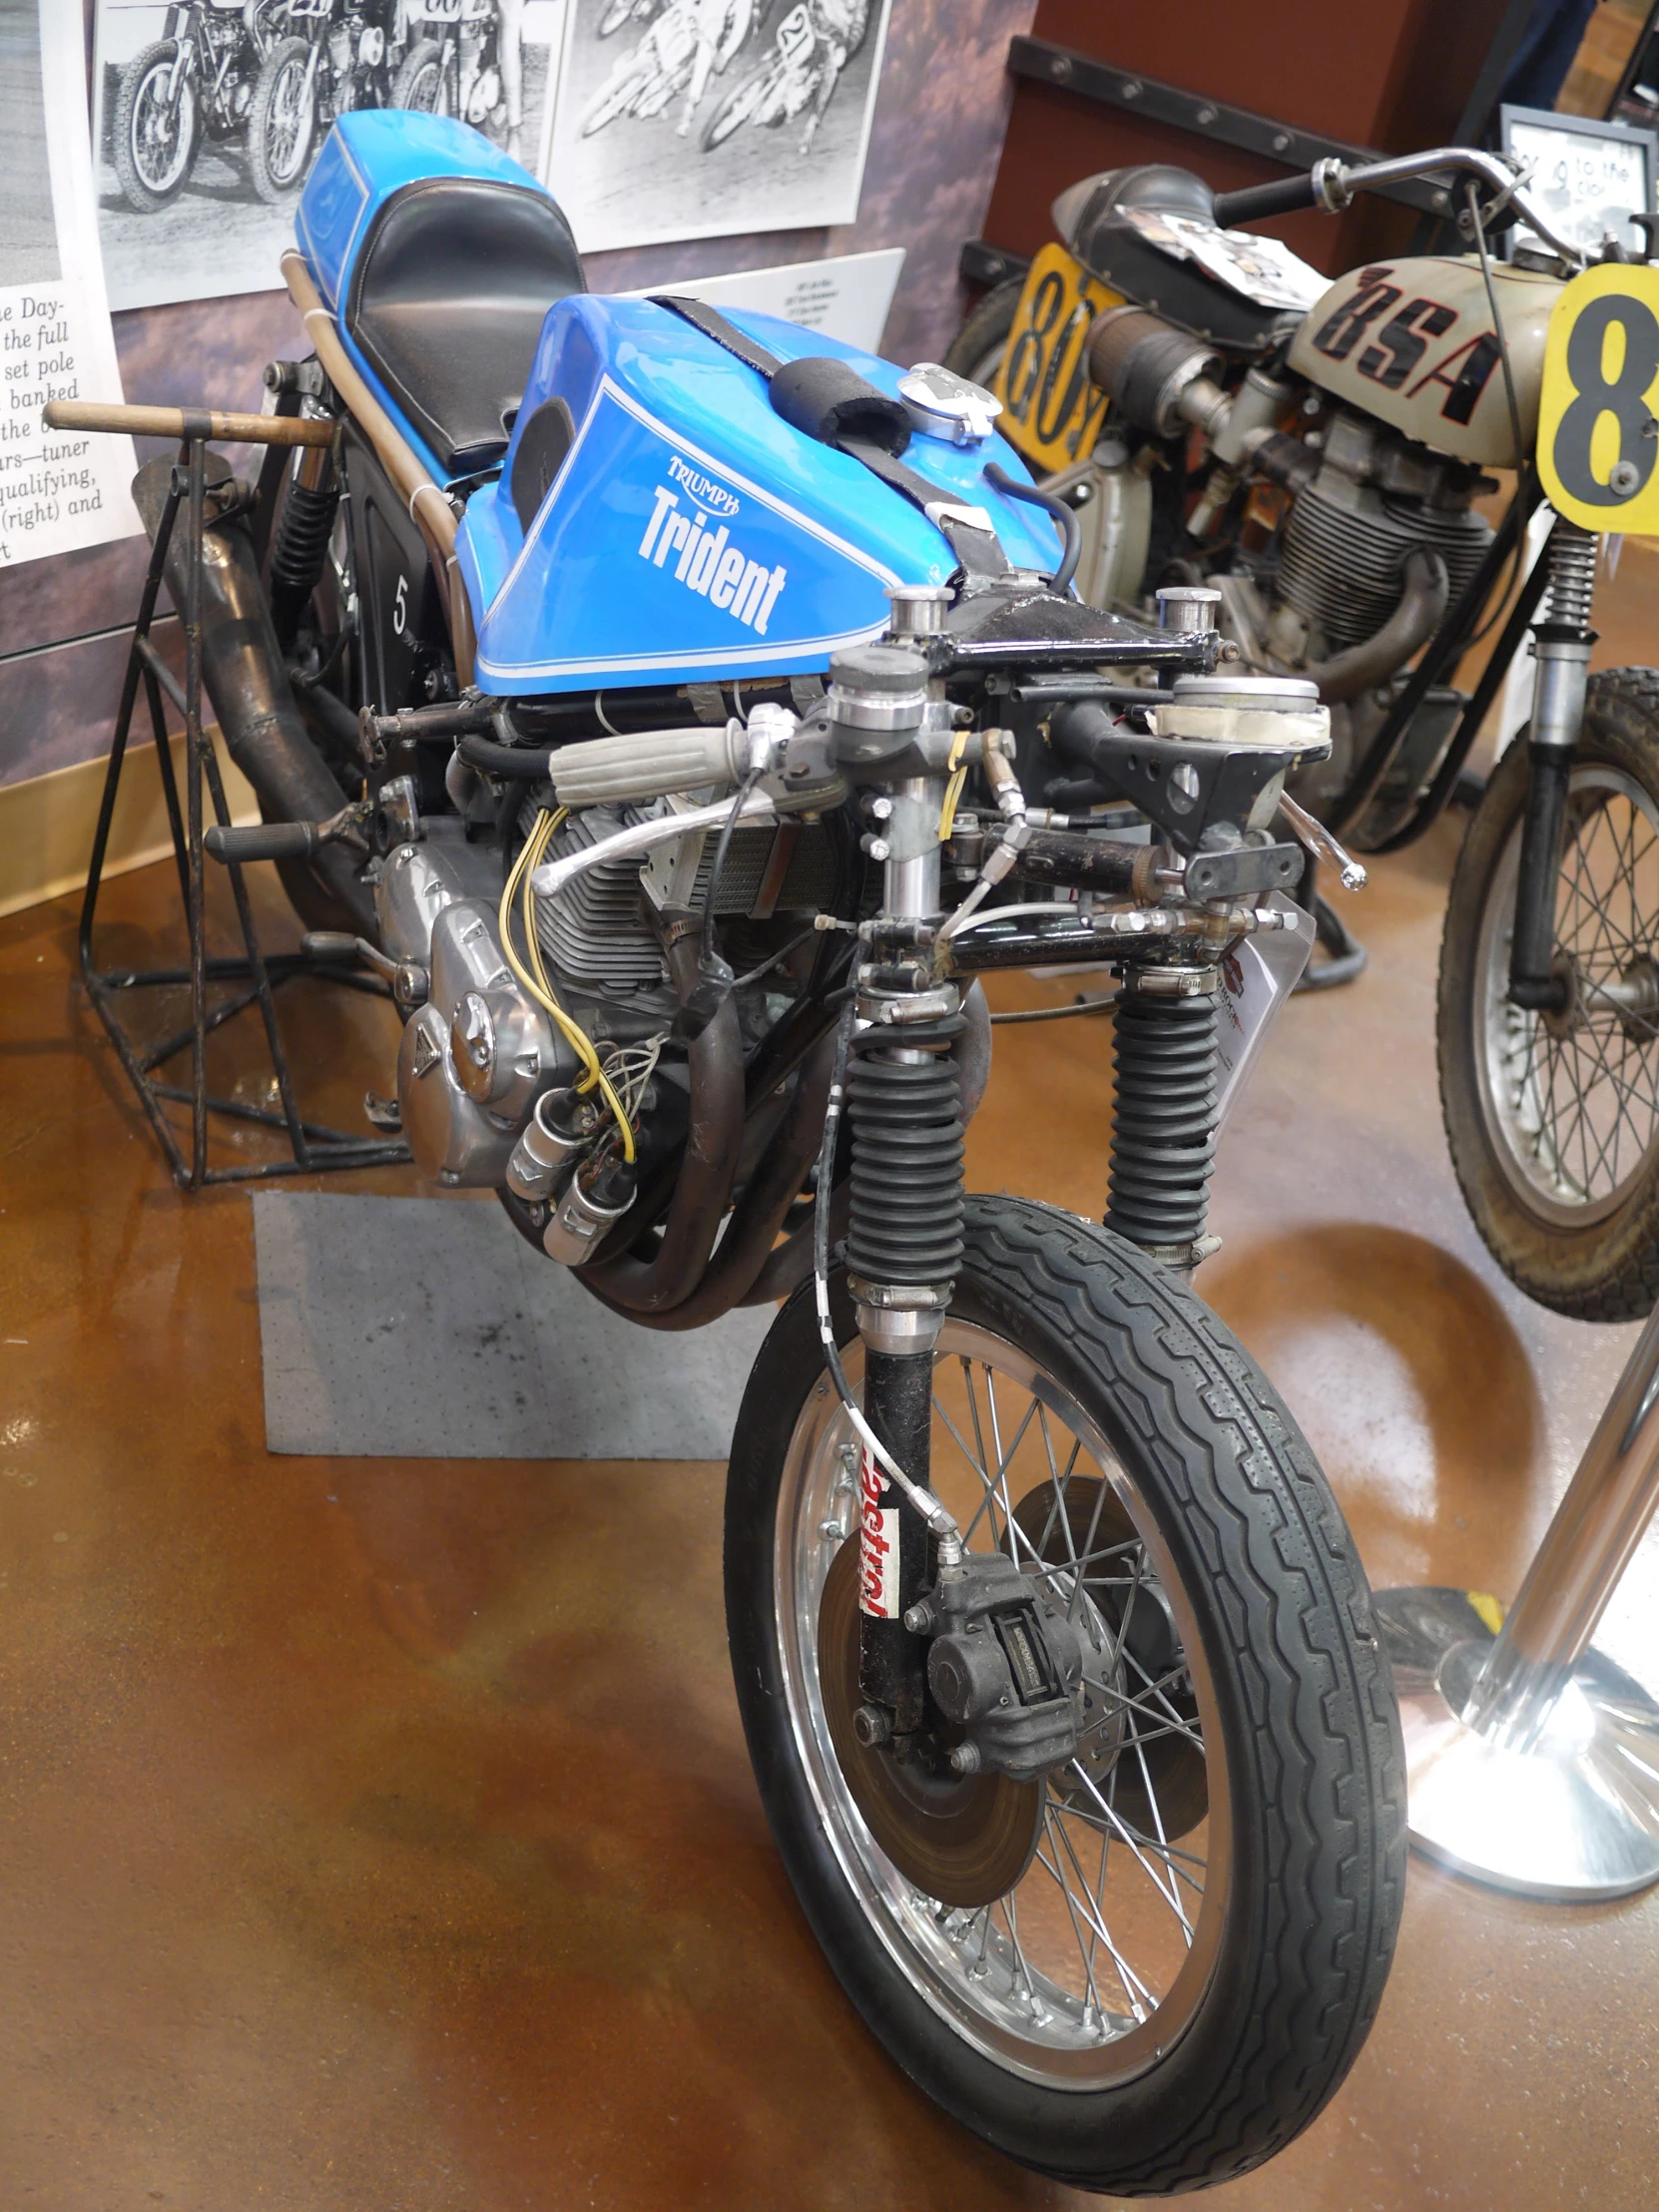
[296,110,558,315]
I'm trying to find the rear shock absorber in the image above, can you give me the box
[1104,964,1221,1268]
[269,441,339,654]
[1510,517,1596,1009]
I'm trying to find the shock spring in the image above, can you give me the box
[1543,517,1595,635]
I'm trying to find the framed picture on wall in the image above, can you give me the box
[90,1,572,312]
[543,0,894,256]
[1498,102,1659,262]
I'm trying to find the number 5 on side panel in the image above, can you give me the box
[1539,262,1659,533]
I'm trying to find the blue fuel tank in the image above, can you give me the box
[296,111,1064,697]
[461,300,1064,695]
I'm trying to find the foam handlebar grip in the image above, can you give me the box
[547,723,746,808]
[1211,174,1321,228]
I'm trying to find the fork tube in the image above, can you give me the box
[1510,519,1596,1011]
[853,770,961,1739]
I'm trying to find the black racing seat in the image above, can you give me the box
[343,176,586,479]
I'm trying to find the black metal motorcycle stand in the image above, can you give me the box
[79,430,409,1189]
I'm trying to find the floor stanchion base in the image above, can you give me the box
[1374,1585,1659,1902]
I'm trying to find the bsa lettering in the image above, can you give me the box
[857,1445,900,1619]
[638,475,788,635]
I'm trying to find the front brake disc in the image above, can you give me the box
[818,1537,1043,1908]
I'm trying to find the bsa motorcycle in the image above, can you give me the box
[111,0,280,214]
[121,110,1404,2189]
[247,0,404,202]
[951,148,1659,1321]
[700,0,866,154]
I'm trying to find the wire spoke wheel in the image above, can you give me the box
[1481,766,1659,1216]
[248,38,318,203]
[792,1326,1224,2072]
[1440,672,1659,1317]
[113,42,201,213]
[726,1197,1404,2191]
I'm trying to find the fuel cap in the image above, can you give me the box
[898,362,1003,445]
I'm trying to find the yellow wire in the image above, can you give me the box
[498,808,636,1161]
[938,729,970,842]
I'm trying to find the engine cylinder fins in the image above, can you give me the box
[1542,516,1596,634]
[533,806,667,994]
[1104,987,1219,1255]
[845,1032,966,1290]
[1276,476,1493,656]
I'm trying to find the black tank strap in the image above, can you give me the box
[649,294,1009,579]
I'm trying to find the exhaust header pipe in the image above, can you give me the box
[131,453,377,938]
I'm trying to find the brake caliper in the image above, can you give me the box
[908,1549,1085,1785]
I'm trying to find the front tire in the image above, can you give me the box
[247,37,318,203]
[391,38,450,115]
[942,277,1023,392]
[112,41,201,214]
[1438,668,1659,1320]
[725,1196,1404,2193]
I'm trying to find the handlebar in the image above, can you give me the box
[1213,145,1587,271]
[1210,175,1321,228]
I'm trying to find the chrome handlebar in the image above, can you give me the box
[1313,146,1588,271]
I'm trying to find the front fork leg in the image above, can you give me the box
[1510,520,1596,1011]
[850,771,962,1746]
[855,1344,938,1740]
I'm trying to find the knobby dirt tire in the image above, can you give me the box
[942,277,1023,392]
[247,37,318,204]
[391,38,450,115]
[1438,667,1659,1320]
[725,1195,1405,2193]
[112,42,200,215]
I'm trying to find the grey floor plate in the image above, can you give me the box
[252,1192,775,1460]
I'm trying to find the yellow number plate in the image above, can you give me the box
[1539,263,1659,533]
[992,243,1120,473]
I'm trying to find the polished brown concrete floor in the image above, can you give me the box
[3,816,1659,2211]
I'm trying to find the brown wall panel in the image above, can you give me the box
[981,0,1516,275]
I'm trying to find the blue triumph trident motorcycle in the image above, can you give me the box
[143,111,1403,2191]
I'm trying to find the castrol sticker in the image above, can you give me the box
[857,1447,899,1619]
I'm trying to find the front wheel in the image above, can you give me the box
[391,38,450,115]
[112,41,201,214]
[1438,669,1659,1319]
[247,37,318,202]
[942,276,1023,392]
[726,1197,1404,2193]
[699,61,775,150]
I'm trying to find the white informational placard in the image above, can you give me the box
[0,0,141,568]
[622,247,905,354]
[545,0,893,256]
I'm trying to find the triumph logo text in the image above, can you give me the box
[638,478,788,636]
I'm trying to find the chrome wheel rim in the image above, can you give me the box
[1475,763,1659,1226]
[775,1323,1229,2089]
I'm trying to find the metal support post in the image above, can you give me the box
[1375,1297,1659,1899]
